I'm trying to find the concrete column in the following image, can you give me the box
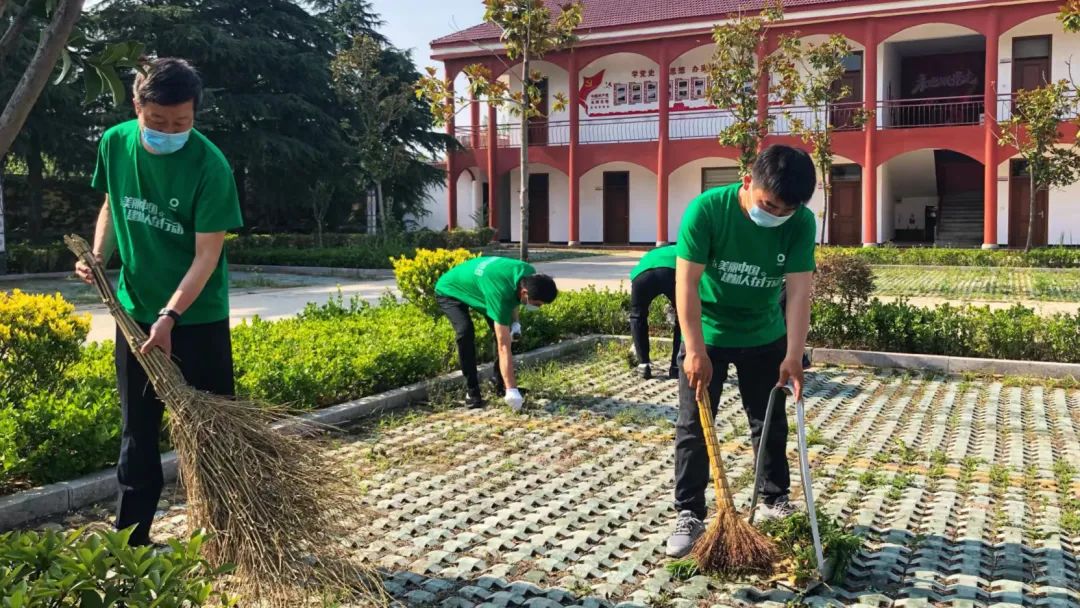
[656,48,671,246]
[983,11,1001,249]
[862,23,878,246]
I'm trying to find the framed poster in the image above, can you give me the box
[675,78,689,101]
[613,83,628,106]
[644,80,658,103]
[629,82,643,105]
[691,77,706,100]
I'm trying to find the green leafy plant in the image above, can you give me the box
[391,247,477,315]
[0,528,235,606]
[665,558,700,581]
[0,289,89,403]
[758,511,863,586]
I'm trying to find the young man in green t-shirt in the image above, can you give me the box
[74,58,242,547]
[628,245,680,380]
[434,257,558,410]
[665,145,817,558]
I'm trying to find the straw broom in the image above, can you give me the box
[65,235,385,607]
[689,391,778,574]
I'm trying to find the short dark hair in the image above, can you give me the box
[751,145,817,208]
[134,58,203,110]
[521,274,558,303]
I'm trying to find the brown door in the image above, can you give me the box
[1009,161,1049,247]
[829,176,862,246]
[528,173,549,243]
[830,54,863,130]
[527,78,549,146]
[603,171,630,244]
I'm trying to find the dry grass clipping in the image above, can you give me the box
[65,235,386,607]
[689,392,777,574]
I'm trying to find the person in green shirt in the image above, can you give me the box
[74,58,242,547]
[665,145,817,558]
[628,245,680,380]
[434,257,558,410]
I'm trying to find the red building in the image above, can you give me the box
[430,0,1078,248]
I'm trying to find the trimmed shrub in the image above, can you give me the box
[813,254,874,312]
[391,248,477,315]
[0,289,89,403]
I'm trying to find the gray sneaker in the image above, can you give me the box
[755,496,799,521]
[665,510,705,558]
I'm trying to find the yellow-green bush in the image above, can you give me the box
[391,248,477,315]
[0,289,90,403]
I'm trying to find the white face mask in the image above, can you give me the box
[748,204,794,228]
[524,304,540,312]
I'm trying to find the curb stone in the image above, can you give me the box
[0,336,600,530]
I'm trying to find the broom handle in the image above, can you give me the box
[696,393,736,511]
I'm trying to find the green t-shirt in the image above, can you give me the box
[629,245,678,281]
[91,120,243,325]
[676,183,816,348]
[434,257,535,325]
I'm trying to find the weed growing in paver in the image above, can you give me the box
[567,580,595,598]
[990,464,1012,494]
[665,558,701,581]
[646,591,676,608]
[859,470,883,489]
[758,512,863,586]
[887,473,915,502]
[957,457,983,495]
[806,426,835,448]
[893,440,922,466]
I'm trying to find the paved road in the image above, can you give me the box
[80,255,645,343]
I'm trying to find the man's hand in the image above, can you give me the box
[140,316,176,358]
[777,356,804,402]
[75,253,104,285]
[684,348,713,404]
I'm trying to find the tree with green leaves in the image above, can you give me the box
[706,2,785,176]
[0,0,139,272]
[773,34,870,245]
[332,34,420,235]
[417,0,583,262]
[1061,0,1079,33]
[997,80,1080,251]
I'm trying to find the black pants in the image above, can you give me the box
[437,295,503,399]
[674,336,789,519]
[115,319,234,546]
[629,268,681,372]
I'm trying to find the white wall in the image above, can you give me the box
[879,42,902,127]
[996,158,1010,246]
[495,61,571,145]
[507,164,571,242]
[667,157,738,241]
[879,150,938,241]
[411,181,449,231]
[998,15,1080,121]
[455,171,477,228]
[579,162,658,243]
[999,149,1080,246]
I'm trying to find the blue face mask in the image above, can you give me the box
[748,204,794,228]
[142,126,191,155]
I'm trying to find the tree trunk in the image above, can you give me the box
[27,130,44,241]
[0,0,86,158]
[376,180,385,235]
[1026,171,1036,252]
[519,55,530,262]
[0,153,7,274]
[821,178,830,246]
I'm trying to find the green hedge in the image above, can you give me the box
[6,286,1080,493]
[821,245,1080,268]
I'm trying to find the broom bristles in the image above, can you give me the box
[65,235,387,607]
[690,507,778,574]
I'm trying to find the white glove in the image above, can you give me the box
[504,388,524,412]
[510,322,522,342]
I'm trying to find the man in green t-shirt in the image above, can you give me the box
[628,245,680,380]
[434,257,558,410]
[665,145,817,558]
[74,58,242,547]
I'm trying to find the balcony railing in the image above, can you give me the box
[771,102,866,135]
[997,91,1080,123]
[669,110,738,140]
[453,96,1009,149]
[878,96,983,129]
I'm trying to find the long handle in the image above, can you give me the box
[748,387,784,523]
[795,395,826,580]
[696,393,735,511]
